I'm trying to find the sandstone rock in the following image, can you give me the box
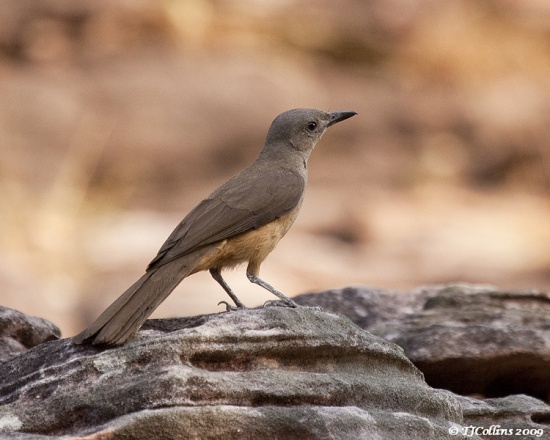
[458,394,550,440]
[295,284,550,402]
[293,285,436,329]
[0,307,473,439]
[0,306,60,364]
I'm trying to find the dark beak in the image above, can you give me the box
[327,111,357,127]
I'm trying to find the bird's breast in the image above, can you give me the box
[192,202,302,274]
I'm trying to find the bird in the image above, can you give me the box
[73,108,357,345]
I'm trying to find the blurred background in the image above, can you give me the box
[1,0,549,338]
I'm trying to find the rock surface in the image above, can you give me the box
[295,284,550,402]
[0,307,471,439]
[3,286,550,439]
[0,306,60,364]
[459,394,550,440]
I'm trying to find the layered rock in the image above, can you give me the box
[0,306,60,364]
[3,284,549,438]
[458,394,550,440]
[0,307,468,439]
[295,284,550,402]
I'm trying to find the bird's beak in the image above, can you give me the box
[327,111,357,126]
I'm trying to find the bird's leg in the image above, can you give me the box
[246,272,299,308]
[209,268,247,311]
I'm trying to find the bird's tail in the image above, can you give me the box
[73,257,199,345]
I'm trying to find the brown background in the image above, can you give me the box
[1,0,549,338]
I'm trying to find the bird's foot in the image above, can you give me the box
[262,300,323,311]
[218,301,246,312]
[262,299,299,308]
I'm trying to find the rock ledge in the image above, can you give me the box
[0,307,466,439]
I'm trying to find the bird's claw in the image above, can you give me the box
[218,301,245,312]
[262,300,323,311]
[262,299,298,309]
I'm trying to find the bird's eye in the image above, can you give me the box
[306,121,317,131]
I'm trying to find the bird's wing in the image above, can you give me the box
[146,166,305,270]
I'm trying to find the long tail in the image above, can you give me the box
[73,256,200,345]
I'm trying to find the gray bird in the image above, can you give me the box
[74,108,357,345]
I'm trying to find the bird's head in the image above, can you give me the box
[262,108,357,162]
